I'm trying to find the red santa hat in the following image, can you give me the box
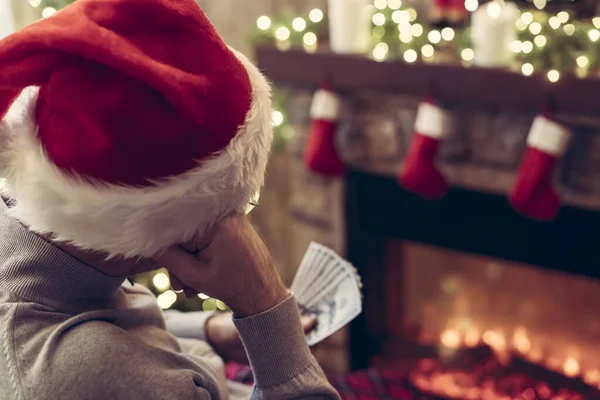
[0,0,272,258]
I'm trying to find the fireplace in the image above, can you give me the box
[254,47,600,398]
[345,170,600,399]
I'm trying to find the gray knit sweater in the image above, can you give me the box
[0,202,340,400]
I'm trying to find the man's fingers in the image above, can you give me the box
[169,273,185,292]
[170,271,199,299]
[180,240,196,253]
[180,230,213,256]
[154,246,205,281]
[301,315,317,333]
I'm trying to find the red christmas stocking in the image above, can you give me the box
[399,100,450,200]
[304,82,345,177]
[509,115,571,221]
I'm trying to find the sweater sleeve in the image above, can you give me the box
[163,309,215,341]
[234,296,341,400]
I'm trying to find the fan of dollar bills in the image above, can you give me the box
[291,242,363,346]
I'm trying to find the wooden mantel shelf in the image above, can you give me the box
[255,46,600,118]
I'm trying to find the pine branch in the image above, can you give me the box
[40,0,77,10]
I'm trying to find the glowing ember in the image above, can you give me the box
[417,358,435,372]
[536,383,552,399]
[390,328,599,399]
[411,361,591,400]
[564,357,581,378]
[483,330,506,352]
[440,329,461,348]
[522,388,536,400]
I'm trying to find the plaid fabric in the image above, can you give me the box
[225,364,441,399]
[330,369,425,400]
[225,363,254,386]
[226,362,596,399]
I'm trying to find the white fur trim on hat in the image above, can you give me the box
[0,49,273,259]
[527,115,571,156]
[414,102,451,139]
[310,89,341,121]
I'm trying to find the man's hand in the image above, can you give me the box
[154,214,289,318]
[206,312,316,364]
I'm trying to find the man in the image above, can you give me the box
[0,0,340,399]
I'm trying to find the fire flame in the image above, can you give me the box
[512,326,531,354]
[482,330,506,352]
[431,325,594,387]
[440,329,461,349]
[415,325,599,398]
[563,357,580,378]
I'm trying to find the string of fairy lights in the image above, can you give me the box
[28,0,64,16]
[252,1,600,83]
[253,8,325,53]
[30,1,600,81]
[149,270,229,311]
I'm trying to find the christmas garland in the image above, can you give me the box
[252,9,327,53]
[36,0,600,75]
[133,269,229,312]
[39,0,75,10]
[271,89,294,154]
[514,11,600,75]
[252,4,600,78]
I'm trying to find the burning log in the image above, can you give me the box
[370,326,600,400]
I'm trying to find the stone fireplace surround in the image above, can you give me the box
[255,47,600,384]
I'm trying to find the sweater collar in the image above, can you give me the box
[0,199,126,313]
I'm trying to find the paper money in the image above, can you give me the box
[292,242,362,346]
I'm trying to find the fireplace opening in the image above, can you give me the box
[376,240,600,399]
[345,170,600,399]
